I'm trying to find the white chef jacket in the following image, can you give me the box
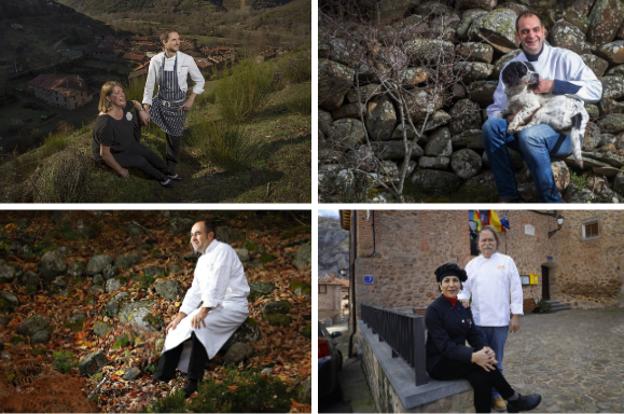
[458,252,523,327]
[487,42,603,118]
[163,239,249,360]
[142,51,205,106]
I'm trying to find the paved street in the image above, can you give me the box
[503,308,624,412]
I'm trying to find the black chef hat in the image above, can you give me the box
[434,263,467,283]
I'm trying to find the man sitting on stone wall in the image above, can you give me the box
[482,11,602,202]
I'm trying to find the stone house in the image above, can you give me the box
[339,209,624,412]
[318,274,349,324]
[28,74,92,110]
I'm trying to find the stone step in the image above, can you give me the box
[543,300,571,312]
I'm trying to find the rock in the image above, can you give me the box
[154,279,180,300]
[606,65,624,76]
[86,255,113,276]
[425,127,452,156]
[105,292,129,317]
[92,321,112,337]
[601,76,624,100]
[114,251,141,270]
[79,351,107,376]
[581,54,609,77]
[346,145,377,172]
[460,170,498,200]
[39,248,67,282]
[93,274,105,286]
[457,9,488,41]
[118,300,156,331]
[613,171,624,196]
[293,242,311,271]
[493,49,521,78]
[66,312,86,331]
[598,41,624,65]
[105,278,121,293]
[52,276,68,292]
[416,110,452,133]
[326,35,366,68]
[598,114,624,133]
[418,155,451,169]
[123,367,141,381]
[143,266,166,278]
[587,176,622,202]
[456,0,496,9]
[372,140,423,160]
[289,280,311,297]
[264,313,291,326]
[588,0,624,45]
[452,129,484,149]
[456,42,494,63]
[550,20,590,54]
[399,67,429,87]
[263,300,291,315]
[168,217,194,234]
[411,169,463,194]
[249,282,276,300]
[17,271,39,294]
[0,261,15,283]
[454,61,494,82]
[223,342,254,364]
[332,102,361,120]
[17,315,52,343]
[551,161,570,193]
[472,8,518,53]
[564,182,595,202]
[319,59,354,111]
[235,248,249,263]
[66,260,85,277]
[583,125,602,151]
[467,81,498,106]
[328,118,367,148]
[600,98,624,114]
[0,291,19,312]
[318,110,333,136]
[379,161,400,183]
[405,89,444,122]
[217,226,245,244]
[224,319,261,350]
[585,103,600,120]
[449,99,482,134]
[319,148,345,164]
[451,148,483,179]
[366,96,397,141]
[404,39,455,63]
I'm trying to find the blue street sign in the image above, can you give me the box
[363,275,374,285]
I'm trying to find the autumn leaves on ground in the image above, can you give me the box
[0,211,311,412]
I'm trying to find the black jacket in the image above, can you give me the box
[425,295,485,373]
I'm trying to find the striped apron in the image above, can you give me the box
[150,53,187,136]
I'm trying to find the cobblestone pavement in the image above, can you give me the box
[503,308,624,412]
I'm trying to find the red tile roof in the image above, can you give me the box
[28,74,88,97]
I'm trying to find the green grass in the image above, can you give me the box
[52,350,77,374]
[215,59,276,123]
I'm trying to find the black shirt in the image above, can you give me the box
[92,102,140,162]
[425,295,485,373]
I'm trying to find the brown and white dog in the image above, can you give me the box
[502,61,588,168]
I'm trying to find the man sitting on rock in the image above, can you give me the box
[153,220,249,397]
[483,11,602,202]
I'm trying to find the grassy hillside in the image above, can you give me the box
[0,51,310,203]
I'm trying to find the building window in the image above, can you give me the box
[319,285,327,294]
[582,220,599,240]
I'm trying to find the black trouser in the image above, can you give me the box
[429,358,515,413]
[113,143,171,181]
[153,332,208,382]
[165,134,183,173]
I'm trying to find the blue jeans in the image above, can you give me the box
[477,326,509,399]
[482,117,574,202]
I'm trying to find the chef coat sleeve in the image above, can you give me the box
[198,248,232,308]
[142,56,158,106]
[179,273,201,315]
[187,55,205,96]
[425,306,474,364]
[556,50,602,103]
[508,258,524,315]
[457,266,473,301]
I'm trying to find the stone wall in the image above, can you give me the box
[319,0,624,202]
[352,210,624,310]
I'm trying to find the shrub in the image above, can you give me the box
[149,369,293,412]
[275,49,311,85]
[52,350,76,374]
[284,83,311,114]
[188,121,262,170]
[215,59,275,122]
[40,132,70,158]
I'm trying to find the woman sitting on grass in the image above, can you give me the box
[92,81,177,187]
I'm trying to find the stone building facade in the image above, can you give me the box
[318,274,349,323]
[28,74,92,110]
[342,210,624,315]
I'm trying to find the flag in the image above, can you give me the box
[501,213,510,231]
[479,210,490,226]
[468,210,481,232]
[491,210,503,233]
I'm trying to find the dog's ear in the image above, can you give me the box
[502,61,527,87]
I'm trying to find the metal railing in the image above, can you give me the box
[360,303,429,386]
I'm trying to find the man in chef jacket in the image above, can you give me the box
[459,226,523,411]
[153,219,250,397]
